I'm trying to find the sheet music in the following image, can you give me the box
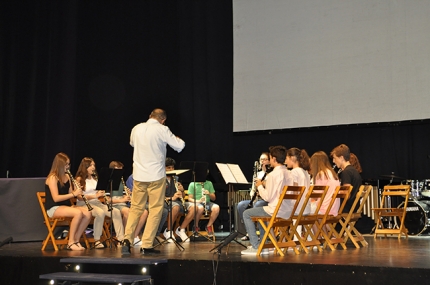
[227,164,249,184]
[216,163,249,184]
[166,169,189,175]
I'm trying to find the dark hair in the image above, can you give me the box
[165,157,176,167]
[287,147,310,171]
[350,153,362,173]
[109,161,124,169]
[269,145,287,164]
[330,144,350,161]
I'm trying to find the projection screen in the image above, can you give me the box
[233,0,430,132]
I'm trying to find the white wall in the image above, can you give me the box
[233,0,430,132]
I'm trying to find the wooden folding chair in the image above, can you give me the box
[318,185,352,250]
[37,192,72,250]
[338,185,373,248]
[372,185,410,239]
[290,185,328,254]
[250,185,306,256]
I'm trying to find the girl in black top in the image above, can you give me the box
[45,153,92,251]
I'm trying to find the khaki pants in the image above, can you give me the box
[124,177,165,248]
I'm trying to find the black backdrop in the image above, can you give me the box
[1,1,430,186]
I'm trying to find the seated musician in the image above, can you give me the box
[176,170,220,241]
[160,157,186,242]
[45,152,92,251]
[242,145,294,255]
[109,161,148,246]
[237,152,271,241]
[74,157,124,248]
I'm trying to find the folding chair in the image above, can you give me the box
[250,185,306,256]
[372,185,410,239]
[37,192,72,250]
[290,185,328,254]
[318,185,353,250]
[338,185,373,248]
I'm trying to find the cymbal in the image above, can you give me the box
[379,174,405,180]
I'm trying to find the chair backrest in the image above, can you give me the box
[271,185,306,227]
[295,185,328,219]
[380,185,410,208]
[348,185,373,216]
[37,192,49,219]
[336,185,353,215]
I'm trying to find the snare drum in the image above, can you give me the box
[395,200,429,235]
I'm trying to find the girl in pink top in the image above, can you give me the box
[310,151,340,215]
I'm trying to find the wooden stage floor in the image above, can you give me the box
[1,233,430,285]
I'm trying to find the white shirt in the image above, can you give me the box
[257,165,294,219]
[130,118,185,182]
[290,167,311,215]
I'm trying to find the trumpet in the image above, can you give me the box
[66,170,93,211]
[200,182,209,217]
[173,176,187,214]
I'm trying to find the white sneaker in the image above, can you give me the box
[163,229,176,243]
[133,237,142,246]
[241,246,270,255]
[175,227,189,242]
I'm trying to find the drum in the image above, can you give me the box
[405,180,422,199]
[395,200,429,235]
[420,180,430,198]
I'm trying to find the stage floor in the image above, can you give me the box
[1,233,430,284]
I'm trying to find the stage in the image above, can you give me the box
[1,233,430,285]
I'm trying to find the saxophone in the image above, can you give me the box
[173,176,187,214]
[66,170,93,211]
[200,182,209,217]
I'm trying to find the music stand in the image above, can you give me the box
[154,169,189,252]
[95,167,123,248]
[179,161,213,242]
[215,163,250,248]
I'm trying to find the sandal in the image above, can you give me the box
[94,240,105,249]
[67,242,84,251]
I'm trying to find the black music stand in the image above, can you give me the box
[154,169,189,252]
[179,161,213,242]
[215,163,249,249]
[95,167,123,248]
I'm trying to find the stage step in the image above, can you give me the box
[39,272,151,284]
[40,257,167,284]
[60,257,167,265]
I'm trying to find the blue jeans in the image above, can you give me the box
[237,200,268,234]
[243,207,271,249]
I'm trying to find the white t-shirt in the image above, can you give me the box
[290,167,311,215]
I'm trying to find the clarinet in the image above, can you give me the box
[247,161,260,209]
[121,177,132,198]
[92,171,113,211]
[66,170,93,211]
[173,176,187,214]
[200,182,209,217]
[246,164,273,209]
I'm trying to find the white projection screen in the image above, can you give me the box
[233,0,430,132]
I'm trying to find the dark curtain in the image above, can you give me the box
[1,1,430,185]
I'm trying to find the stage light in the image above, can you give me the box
[141,267,147,274]
[75,265,80,271]
[49,280,54,284]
